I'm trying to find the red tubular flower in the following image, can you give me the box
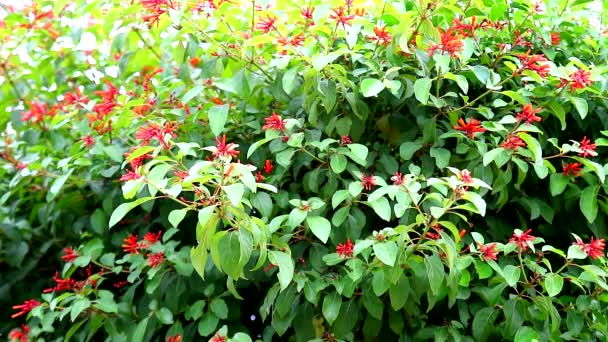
[562,162,582,176]
[21,102,54,123]
[122,234,141,254]
[454,117,486,138]
[135,122,176,149]
[255,171,264,182]
[147,252,165,268]
[478,243,499,261]
[428,28,463,57]
[141,0,176,25]
[190,57,200,67]
[336,238,354,257]
[11,300,41,319]
[167,335,183,342]
[264,160,274,174]
[560,69,593,92]
[144,231,162,245]
[502,135,526,151]
[367,26,392,46]
[43,272,82,293]
[256,15,277,33]
[80,134,95,148]
[210,333,227,342]
[212,135,240,159]
[8,324,30,342]
[574,236,605,259]
[509,229,536,251]
[391,172,405,185]
[119,169,141,182]
[61,247,78,263]
[361,173,376,191]
[340,135,352,145]
[515,51,550,78]
[63,87,89,105]
[550,32,560,45]
[329,6,355,28]
[578,136,597,158]
[458,169,473,184]
[516,104,542,125]
[262,112,286,131]
[301,6,314,20]
[427,224,443,240]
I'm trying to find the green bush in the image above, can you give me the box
[2,0,608,341]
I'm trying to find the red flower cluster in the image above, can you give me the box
[558,69,593,92]
[578,136,597,158]
[256,15,277,33]
[502,135,526,151]
[391,172,405,185]
[329,6,355,28]
[515,51,550,78]
[550,32,560,45]
[80,134,95,148]
[516,104,542,125]
[210,333,227,342]
[427,224,443,240]
[367,26,392,46]
[478,243,498,261]
[300,7,314,21]
[428,28,463,57]
[509,229,536,251]
[336,238,354,257]
[262,112,286,132]
[450,16,497,38]
[11,299,41,319]
[361,173,376,190]
[21,101,56,123]
[8,324,30,342]
[43,271,89,293]
[211,135,240,159]
[147,252,165,268]
[562,162,582,176]
[135,122,177,149]
[122,234,146,254]
[458,169,473,184]
[340,135,352,145]
[63,87,89,106]
[61,247,78,263]
[574,236,605,259]
[454,117,486,138]
[87,81,119,134]
[167,335,183,342]
[141,0,176,26]
[144,231,162,245]
[264,159,274,174]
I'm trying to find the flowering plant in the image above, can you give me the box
[2,0,608,341]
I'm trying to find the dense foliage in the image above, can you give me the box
[2,0,608,341]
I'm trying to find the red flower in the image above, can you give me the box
[340,135,352,145]
[147,252,165,268]
[61,247,78,263]
[174,170,188,180]
[8,324,30,342]
[210,333,227,342]
[515,51,550,78]
[361,173,376,191]
[454,117,486,138]
[80,134,95,148]
[43,272,82,293]
[255,171,264,182]
[211,135,240,159]
[427,224,443,240]
[574,236,605,259]
[450,16,493,38]
[428,28,463,57]
[256,15,277,33]
[336,238,354,257]
[502,135,526,151]
[329,6,355,28]
[262,112,286,131]
[119,169,141,182]
[458,169,473,184]
[562,162,582,176]
[167,335,183,342]
[300,6,314,20]
[509,229,536,251]
[478,243,498,261]
[391,172,405,185]
[122,234,142,254]
[559,69,593,92]
[144,231,162,245]
[367,26,392,46]
[516,104,542,125]
[21,101,54,123]
[141,0,176,25]
[579,136,597,158]
[63,87,89,105]
[135,122,177,149]
[550,32,560,45]
[11,300,41,319]
[190,57,200,67]
[264,160,274,174]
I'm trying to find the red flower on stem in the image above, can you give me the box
[210,333,227,342]
[122,234,142,254]
[509,229,536,251]
[515,51,550,78]
[562,162,582,176]
[11,300,41,319]
[167,335,182,342]
[80,134,95,148]
[264,160,274,174]
[454,117,486,138]
[8,324,30,342]
[550,32,560,45]
[119,169,141,182]
[211,135,240,159]
[478,243,499,261]
[427,224,443,240]
[144,231,162,245]
[336,238,354,257]
[256,15,277,33]
[301,6,314,20]
[61,247,78,263]
[43,272,82,293]
[574,236,605,259]
[340,135,352,145]
[329,6,355,28]
[559,69,593,92]
[502,135,526,151]
[578,136,597,158]
[255,171,264,182]
[361,173,376,191]
[516,104,542,125]
[391,172,405,185]
[428,28,463,57]
[262,112,286,132]
[147,252,165,268]
[367,26,392,45]
[458,169,473,184]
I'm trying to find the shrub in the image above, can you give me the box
[2,0,608,341]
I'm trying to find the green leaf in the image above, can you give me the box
[156,307,174,324]
[544,274,564,297]
[373,242,398,267]
[269,251,294,291]
[282,68,299,95]
[197,313,219,336]
[47,169,73,201]
[569,96,588,119]
[471,65,490,85]
[330,154,347,174]
[414,78,432,104]
[425,254,445,295]
[462,192,487,216]
[109,197,155,228]
[400,141,423,160]
[168,209,188,229]
[567,245,587,259]
[502,265,521,288]
[518,132,542,163]
[580,185,599,223]
[472,307,496,341]
[306,216,331,243]
[276,149,296,167]
[501,90,527,104]
[430,147,450,169]
[367,197,392,221]
[65,319,87,342]
[222,184,244,205]
[514,326,539,342]
[182,85,204,104]
[251,192,273,217]
[210,298,228,319]
[131,317,149,342]
[348,144,368,161]
[361,78,386,97]
[503,299,525,338]
[209,104,229,136]
[388,275,410,310]
[231,333,253,342]
[218,232,242,279]
[372,269,390,296]
[549,173,569,196]
[322,291,342,325]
